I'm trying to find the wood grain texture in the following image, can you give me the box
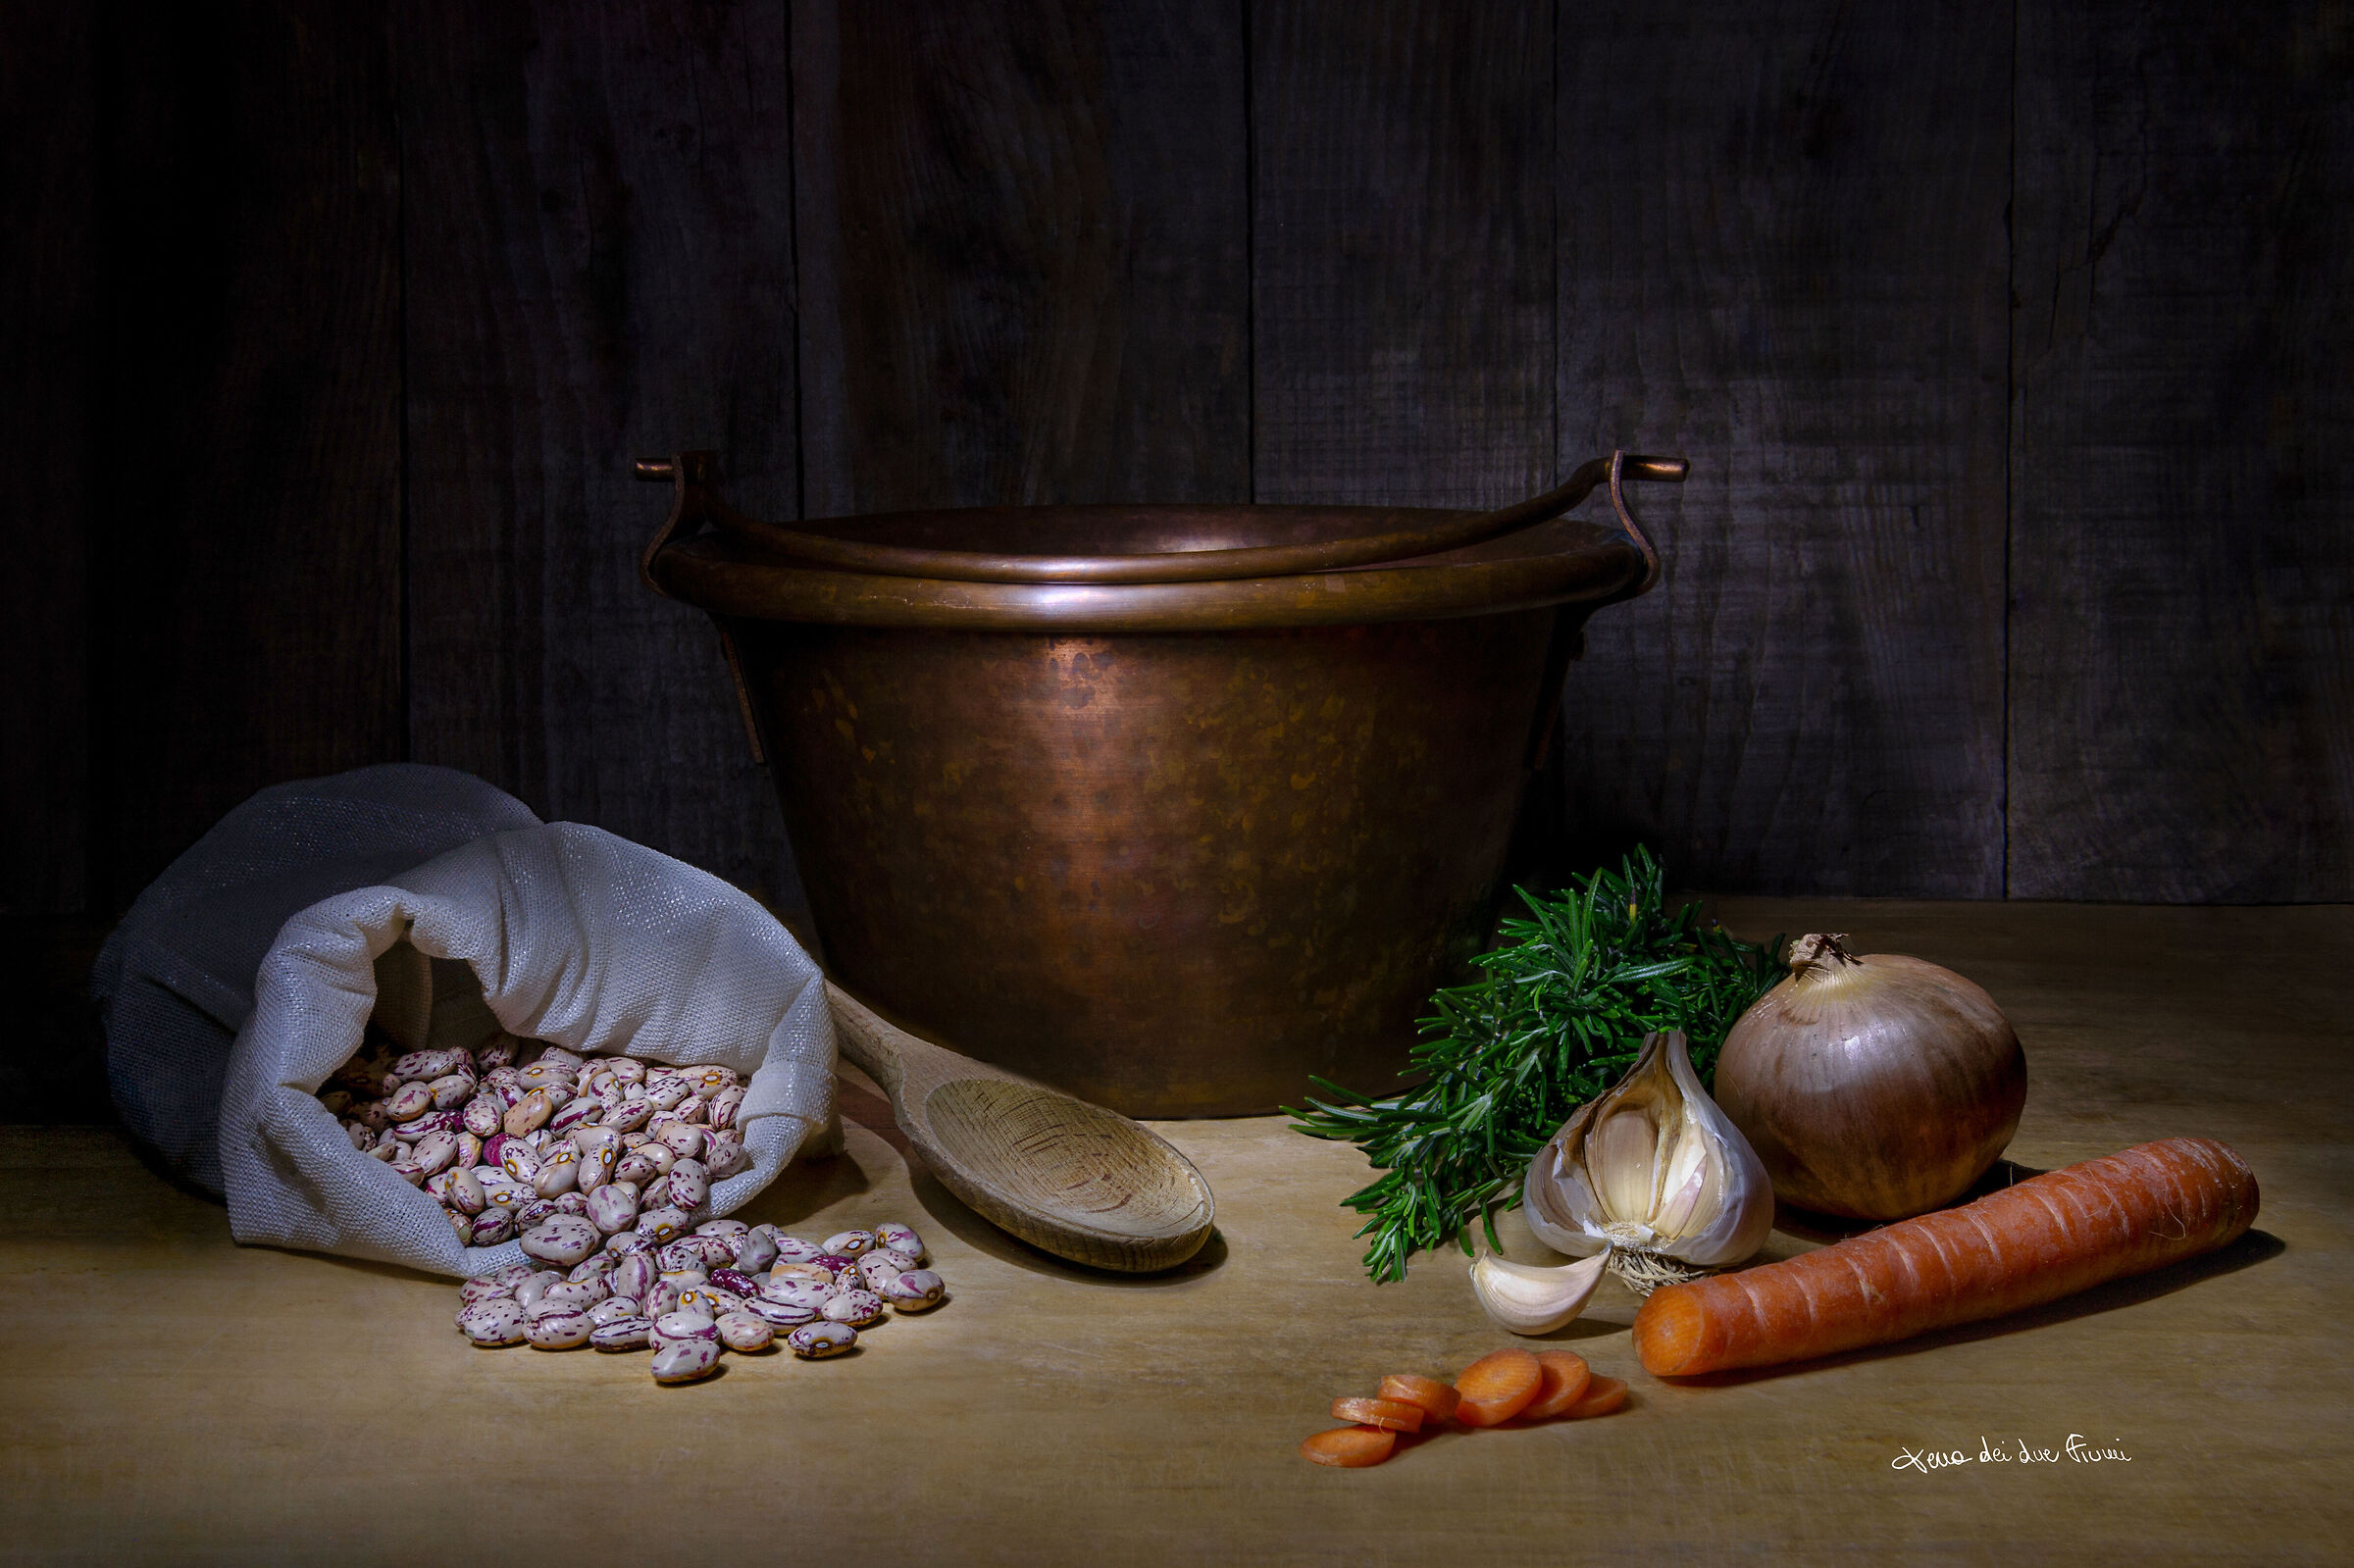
[1550,0,2012,898]
[88,0,405,909]
[0,0,93,920]
[1250,0,1556,509]
[399,0,801,904]
[793,0,1249,516]
[826,982,1214,1273]
[1,902,2347,1559]
[2009,0,2354,901]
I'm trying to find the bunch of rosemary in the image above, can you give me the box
[1287,848,1784,1284]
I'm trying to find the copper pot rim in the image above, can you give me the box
[649,521,1647,632]
[638,451,1676,632]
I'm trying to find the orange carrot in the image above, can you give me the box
[1377,1374,1461,1425]
[1300,1427,1397,1467]
[1513,1351,1593,1421]
[1561,1374,1626,1418]
[1453,1348,1542,1427]
[1635,1137,2259,1377]
[1332,1396,1423,1433]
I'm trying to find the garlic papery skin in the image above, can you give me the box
[1521,1031,1773,1281]
[1469,1248,1612,1336]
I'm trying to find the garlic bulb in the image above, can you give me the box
[1521,1030,1773,1291]
[1469,1249,1612,1336]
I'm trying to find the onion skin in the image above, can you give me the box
[1714,944,2026,1223]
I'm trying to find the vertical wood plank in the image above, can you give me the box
[0,0,94,920]
[401,0,801,902]
[2010,0,2354,901]
[91,0,404,909]
[793,0,1250,515]
[1250,0,1555,509]
[1552,0,2012,896]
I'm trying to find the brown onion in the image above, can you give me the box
[1714,934,2026,1223]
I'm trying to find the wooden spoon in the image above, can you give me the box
[825,982,1217,1273]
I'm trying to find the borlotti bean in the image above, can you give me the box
[312,1036,766,1257]
[447,1218,941,1385]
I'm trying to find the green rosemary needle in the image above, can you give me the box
[1286,848,1783,1285]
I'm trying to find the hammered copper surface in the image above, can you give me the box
[733,614,1568,1115]
[640,451,1674,1117]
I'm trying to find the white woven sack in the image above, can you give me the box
[217,818,838,1278]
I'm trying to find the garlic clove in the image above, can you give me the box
[1468,1248,1612,1337]
[1521,1031,1774,1272]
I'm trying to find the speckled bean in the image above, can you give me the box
[638,1206,691,1243]
[731,1231,779,1275]
[385,1083,434,1122]
[759,1278,832,1313]
[714,1311,773,1353]
[600,1098,654,1135]
[822,1290,886,1327]
[586,1183,640,1236]
[542,1277,608,1310]
[880,1270,946,1312]
[787,1321,857,1359]
[613,1252,657,1302]
[650,1338,721,1384]
[824,1229,876,1259]
[703,1130,747,1178]
[526,1310,592,1349]
[653,1310,719,1345]
[665,1164,708,1211]
[503,1087,554,1137]
[875,1222,926,1264]
[588,1295,641,1328]
[590,1316,654,1351]
[412,1130,460,1178]
[531,1144,581,1198]
[427,1073,476,1111]
[470,1211,516,1246]
[459,1297,528,1346]
[656,1122,706,1161]
[745,1297,817,1329]
[519,1215,599,1266]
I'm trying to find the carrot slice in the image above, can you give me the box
[1562,1374,1627,1419]
[1331,1395,1423,1433]
[1452,1347,1542,1428]
[1514,1351,1593,1421]
[1300,1427,1397,1467]
[1376,1374,1461,1425]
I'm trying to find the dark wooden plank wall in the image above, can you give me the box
[6,0,2350,981]
[91,0,406,914]
[2010,0,2354,901]
[1553,0,2013,896]
[400,0,800,905]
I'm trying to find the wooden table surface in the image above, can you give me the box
[3,899,2348,1565]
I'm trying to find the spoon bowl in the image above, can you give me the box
[827,982,1216,1272]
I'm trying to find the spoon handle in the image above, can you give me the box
[824,982,910,1101]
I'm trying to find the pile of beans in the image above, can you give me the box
[316,1036,754,1248]
[454,1219,946,1384]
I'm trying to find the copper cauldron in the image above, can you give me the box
[638,451,1679,1117]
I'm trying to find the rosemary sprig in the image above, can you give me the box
[1286,848,1783,1284]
